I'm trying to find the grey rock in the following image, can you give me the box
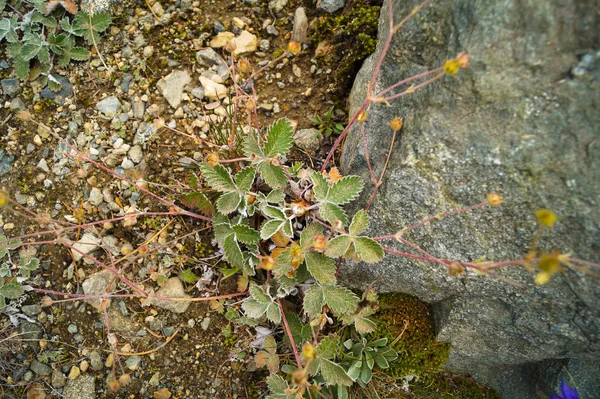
[80,0,116,13]
[191,87,204,100]
[82,269,113,308]
[266,25,279,36]
[1,78,21,97]
[37,158,50,173]
[9,97,25,110]
[96,96,121,117]
[41,75,73,105]
[30,360,52,376]
[196,48,230,81]
[0,148,14,176]
[294,128,322,153]
[317,0,345,13]
[18,321,41,351]
[125,355,142,371]
[291,7,308,43]
[158,70,191,108]
[128,145,143,163]
[52,369,67,388]
[88,187,103,206]
[340,0,600,397]
[21,304,42,317]
[121,157,134,170]
[259,39,270,52]
[67,323,78,334]
[63,374,95,399]
[268,0,287,13]
[132,100,145,119]
[145,277,191,313]
[89,351,103,371]
[71,232,101,262]
[134,121,159,145]
[121,73,134,92]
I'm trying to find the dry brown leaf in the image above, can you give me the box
[44,0,77,15]
[154,388,172,399]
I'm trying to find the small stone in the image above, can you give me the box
[191,87,204,99]
[105,353,114,368]
[67,324,78,334]
[21,304,42,317]
[292,64,302,78]
[71,233,101,262]
[232,17,245,29]
[1,78,21,97]
[121,157,135,170]
[268,0,288,13]
[132,100,145,120]
[196,48,230,80]
[229,30,258,55]
[294,128,323,152]
[30,360,52,376]
[154,388,172,399]
[199,76,227,100]
[68,366,80,380]
[52,369,67,388]
[149,372,160,386]
[210,31,235,48]
[96,96,121,117]
[144,277,191,313]
[82,269,113,309]
[201,317,211,331]
[88,187,103,206]
[89,351,103,371]
[128,145,143,163]
[158,70,191,108]
[9,97,25,110]
[317,0,345,13]
[125,356,142,371]
[259,39,270,51]
[266,25,279,36]
[79,360,89,372]
[291,7,308,43]
[63,374,94,399]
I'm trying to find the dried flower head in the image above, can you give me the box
[288,40,301,55]
[118,374,131,387]
[302,343,316,361]
[328,167,342,182]
[107,379,121,392]
[357,110,368,123]
[259,255,276,271]
[389,117,403,131]
[238,59,250,73]
[206,152,220,166]
[448,262,465,277]
[0,191,8,207]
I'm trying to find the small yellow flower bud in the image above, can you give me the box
[389,117,403,131]
[238,59,250,73]
[259,256,276,271]
[302,343,316,361]
[448,262,465,277]
[487,193,503,207]
[206,152,220,166]
[444,59,460,75]
[536,209,557,227]
[245,99,255,111]
[288,40,301,55]
[357,110,368,123]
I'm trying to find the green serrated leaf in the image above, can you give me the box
[354,237,384,264]
[21,33,44,61]
[263,205,286,220]
[13,56,30,80]
[219,266,240,280]
[266,373,289,393]
[91,13,112,32]
[0,17,14,42]
[300,223,323,250]
[305,251,337,285]
[242,298,268,318]
[264,118,294,158]
[232,225,259,244]
[354,317,378,335]
[320,202,349,226]
[60,17,77,35]
[179,268,198,283]
[249,283,272,304]
[260,219,284,240]
[324,285,359,315]
[266,189,285,204]
[0,1,6,12]
[200,164,237,192]
[235,166,255,193]
[216,191,242,215]
[320,358,353,386]
[242,133,264,158]
[69,46,91,61]
[223,234,244,268]
[350,210,369,236]
[328,176,363,205]
[324,235,352,258]
[73,12,111,45]
[180,192,214,215]
[266,302,282,324]
[0,279,24,299]
[316,335,340,360]
[311,172,329,201]
[303,284,325,319]
[257,161,287,188]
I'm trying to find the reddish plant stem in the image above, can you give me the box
[35,288,248,303]
[399,201,488,235]
[277,298,302,368]
[571,258,600,269]
[380,72,445,102]
[361,122,378,184]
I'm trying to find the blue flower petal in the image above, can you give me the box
[561,381,579,399]
[549,395,562,399]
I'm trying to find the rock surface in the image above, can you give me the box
[317,0,345,13]
[62,374,95,399]
[158,70,191,108]
[145,277,191,313]
[340,0,600,397]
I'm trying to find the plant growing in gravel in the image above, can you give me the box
[0,0,110,88]
[308,106,345,137]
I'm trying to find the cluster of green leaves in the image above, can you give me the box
[344,337,398,387]
[196,118,392,397]
[0,0,110,87]
[0,235,39,309]
[308,106,345,137]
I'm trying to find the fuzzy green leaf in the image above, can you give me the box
[324,236,352,258]
[304,251,337,285]
[266,373,289,393]
[264,118,294,158]
[320,359,353,386]
[13,56,30,80]
[235,166,255,193]
[223,234,244,268]
[232,225,260,244]
[320,202,349,226]
[180,192,214,215]
[349,210,369,236]
[91,12,112,32]
[0,17,15,42]
[21,33,44,61]
[324,285,359,315]
[260,220,284,240]
[179,269,198,283]
[242,134,264,158]
[249,283,272,304]
[303,284,325,319]
[0,279,24,299]
[354,237,384,264]
[73,12,112,44]
[311,172,329,201]
[216,191,242,215]
[200,164,237,192]
[69,46,91,61]
[257,161,287,188]
[281,219,293,238]
[300,223,323,250]
[242,298,268,318]
[328,176,363,205]
[263,205,286,220]
[266,189,285,204]
[316,335,340,360]
[354,317,378,335]
[266,302,282,324]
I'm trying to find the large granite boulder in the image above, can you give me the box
[339,0,599,397]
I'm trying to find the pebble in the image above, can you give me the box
[199,76,227,100]
[89,351,103,371]
[88,187,103,206]
[52,369,67,388]
[292,7,308,43]
[144,277,191,313]
[129,145,143,163]
[229,30,258,55]
[201,317,211,331]
[259,39,270,51]
[159,70,191,108]
[318,0,345,13]
[125,356,142,371]
[269,0,288,13]
[82,269,114,308]
[1,78,21,96]
[30,360,52,376]
[68,366,80,380]
[196,48,230,80]
[67,324,78,334]
[96,96,122,117]
[121,157,135,169]
[80,360,89,372]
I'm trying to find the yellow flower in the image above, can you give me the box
[0,191,8,207]
[302,343,315,361]
[443,59,460,75]
[487,193,503,207]
[536,209,557,227]
[389,117,403,131]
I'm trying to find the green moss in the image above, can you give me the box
[372,293,501,398]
